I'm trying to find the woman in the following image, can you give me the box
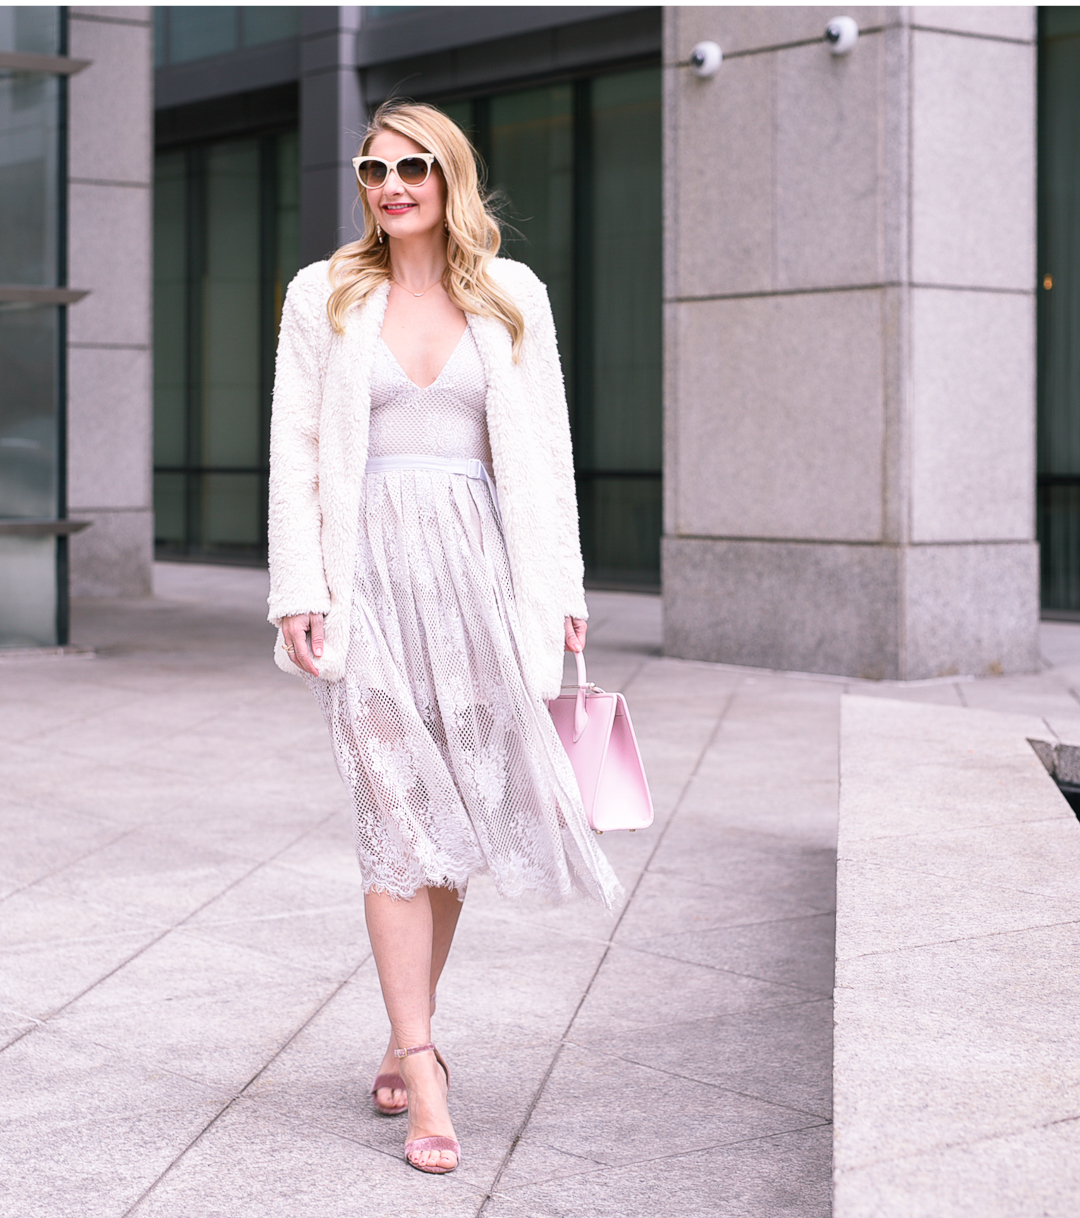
[267,100,621,1175]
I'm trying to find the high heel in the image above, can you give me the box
[396,1042,459,1174]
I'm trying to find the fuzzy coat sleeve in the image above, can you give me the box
[507,264,589,622]
[266,263,334,626]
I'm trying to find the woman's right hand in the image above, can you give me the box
[281,612,324,676]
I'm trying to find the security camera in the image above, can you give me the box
[824,16,858,54]
[689,40,722,78]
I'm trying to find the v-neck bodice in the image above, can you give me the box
[368,323,492,464]
[380,324,468,391]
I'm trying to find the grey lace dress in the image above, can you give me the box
[305,320,622,909]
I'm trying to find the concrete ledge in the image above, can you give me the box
[835,695,1080,1216]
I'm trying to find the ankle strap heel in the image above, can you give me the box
[394,1042,435,1058]
[396,1042,459,1174]
[394,1042,451,1088]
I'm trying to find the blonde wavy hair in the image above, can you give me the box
[326,100,525,358]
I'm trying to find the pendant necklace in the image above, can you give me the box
[392,276,441,298]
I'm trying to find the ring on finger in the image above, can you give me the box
[284,644,295,653]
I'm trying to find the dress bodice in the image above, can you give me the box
[368,323,492,465]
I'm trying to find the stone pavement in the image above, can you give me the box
[834,695,1080,1216]
[2,561,1078,1217]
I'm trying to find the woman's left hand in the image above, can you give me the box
[564,616,587,652]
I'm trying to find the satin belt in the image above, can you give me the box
[364,453,501,517]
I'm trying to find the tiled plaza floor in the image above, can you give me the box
[5,562,1077,1216]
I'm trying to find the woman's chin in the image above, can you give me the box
[383,220,443,242]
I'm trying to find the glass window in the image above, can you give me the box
[456,68,662,588]
[0,305,58,519]
[487,86,574,375]
[243,7,301,48]
[167,7,238,64]
[588,69,661,474]
[153,150,187,470]
[1038,11,1080,609]
[153,8,167,69]
[579,68,662,587]
[153,129,299,562]
[0,6,61,54]
[436,99,472,138]
[0,3,64,648]
[202,141,262,470]
[0,535,57,647]
[0,70,60,285]
[155,7,302,67]
[0,303,61,647]
[276,130,301,314]
[366,7,428,20]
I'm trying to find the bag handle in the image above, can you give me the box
[572,649,589,742]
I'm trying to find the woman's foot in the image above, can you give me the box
[371,993,437,1115]
[398,1044,458,1173]
[371,1044,408,1115]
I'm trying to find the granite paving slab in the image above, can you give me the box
[47,564,1080,1213]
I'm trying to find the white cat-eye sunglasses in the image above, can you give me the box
[352,154,438,189]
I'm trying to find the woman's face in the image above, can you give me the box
[364,130,447,242]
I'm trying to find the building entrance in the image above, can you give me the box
[1038,7,1080,611]
[150,9,661,585]
[443,66,662,588]
[153,128,298,563]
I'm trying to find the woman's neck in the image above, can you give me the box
[388,231,448,294]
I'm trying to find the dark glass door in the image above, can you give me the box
[0,5,66,646]
[152,130,299,561]
[1038,8,1080,609]
[444,65,662,589]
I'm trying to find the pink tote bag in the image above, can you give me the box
[548,650,654,834]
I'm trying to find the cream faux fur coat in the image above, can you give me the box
[266,256,588,702]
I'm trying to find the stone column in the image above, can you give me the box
[299,5,364,264]
[66,5,153,598]
[662,6,1039,679]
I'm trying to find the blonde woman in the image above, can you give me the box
[267,100,621,1175]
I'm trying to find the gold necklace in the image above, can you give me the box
[391,276,441,298]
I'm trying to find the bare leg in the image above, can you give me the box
[366,886,461,1169]
[429,885,465,988]
[372,886,464,1112]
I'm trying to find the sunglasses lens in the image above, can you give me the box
[398,157,429,185]
[357,160,387,187]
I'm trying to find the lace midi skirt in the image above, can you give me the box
[305,466,622,910]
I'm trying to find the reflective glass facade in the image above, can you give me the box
[446,67,663,587]
[153,131,299,561]
[1038,7,1080,610]
[154,7,301,68]
[150,10,660,584]
[0,6,66,647]
[0,5,60,54]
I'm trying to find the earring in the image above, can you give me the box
[444,220,450,234]
[376,222,384,245]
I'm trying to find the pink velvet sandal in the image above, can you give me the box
[395,1042,459,1174]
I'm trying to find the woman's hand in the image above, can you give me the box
[281,612,325,676]
[564,616,587,653]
